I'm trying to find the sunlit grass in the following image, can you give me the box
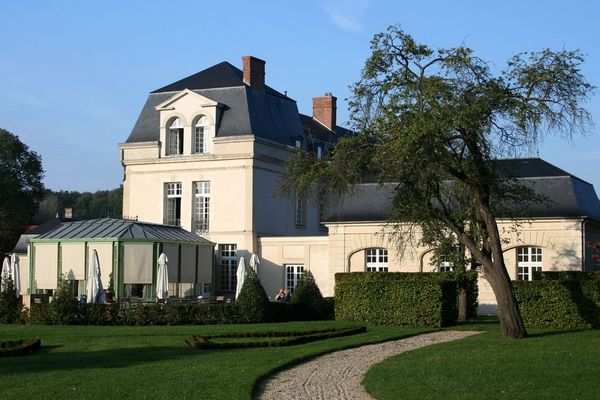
[364,319,600,400]
[0,322,429,399]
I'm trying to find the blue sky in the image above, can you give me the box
[1,0,598,192]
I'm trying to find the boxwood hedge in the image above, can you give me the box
[334,272,459,327]
[514,278,600,329]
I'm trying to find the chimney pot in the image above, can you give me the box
[242,55,266,92]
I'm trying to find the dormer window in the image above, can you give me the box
[316,144,323,159]
[167,118,184,155]
[193,115,209,154]
[294,137,303,149]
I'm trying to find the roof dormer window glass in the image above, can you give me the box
[167,118,184,155]
[193,115,209,154]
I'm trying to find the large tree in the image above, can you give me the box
[0,129,45,254]
[279,26,594,339]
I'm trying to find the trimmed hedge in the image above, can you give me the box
[291,271,327,320]
[335,272,458,327]
[185,326,367,350]
[236,269,271,323]
[0,338,42,357]
[514,279,600,329]
[534,271,600,281]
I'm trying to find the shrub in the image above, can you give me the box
[0,277,21,324]
[514,280,600,329]
[335,272,458,327]
[27,304,51,324]
[535,271,600,281]
[235,269,270,323]
[291,270,328,320]
[48,277,80,325]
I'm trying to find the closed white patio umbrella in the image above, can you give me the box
[235,256,247,299]
[1,256,10,291]
[11,253,20,297]
[249,253,260,273]
[156,253,169,301]
[86,249,104,304]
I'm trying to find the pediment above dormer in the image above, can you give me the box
[155,89,222,111]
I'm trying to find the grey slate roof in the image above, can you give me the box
[126,61,348,147]
[325,158,600,223]
[34,218,214,245]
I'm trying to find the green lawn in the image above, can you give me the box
[364,319,600,400]
[0,322,428,399]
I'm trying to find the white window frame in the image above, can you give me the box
[165,182,182,226]
[285,264,304,292]
[219,244,237,292]
[366,248,388,272]
[439,261,454,272]
[193,181,210,234]
[167,118,184,155]
[193,115,209,154]
[517,246,543,281]
[316,144,323,159]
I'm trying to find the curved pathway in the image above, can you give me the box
[255,330,480,400]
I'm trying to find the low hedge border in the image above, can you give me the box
[185,326,367,350]
[0,338,42,357]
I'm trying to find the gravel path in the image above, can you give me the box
[255,330,480,400]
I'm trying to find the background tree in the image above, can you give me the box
[0,129,45,254]
[279,26,594,339]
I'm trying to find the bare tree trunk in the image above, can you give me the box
[483,260,527,339]
[458,288,468,322]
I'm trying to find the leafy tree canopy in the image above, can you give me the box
[279,26,594,339]
[0,129,44,254]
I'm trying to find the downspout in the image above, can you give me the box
[582,218,586,271]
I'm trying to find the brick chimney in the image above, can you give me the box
[242,55,265,92]
[312,93,337,131]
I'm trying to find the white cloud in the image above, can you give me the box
[321,0,370,33]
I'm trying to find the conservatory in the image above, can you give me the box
[27,218,215,303]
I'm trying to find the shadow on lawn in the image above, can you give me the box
[528,328,591,338]
[0,345,198,376]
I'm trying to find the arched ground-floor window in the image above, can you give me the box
[517,246,543,281]
[366,248,388,272]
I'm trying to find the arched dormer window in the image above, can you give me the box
[167,118,184,155]
[366,248,388,272]
[193,115,209,154]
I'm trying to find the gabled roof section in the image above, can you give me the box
[154,89,221,111]
[35,218,214,245]
[300,114,352,142]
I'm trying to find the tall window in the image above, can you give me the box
[318,196,326,231]
[193,115,209,154]
[193,181,210,234]
[167,118,184,155]
[220,244,237,292]
[517,246,543,281]
[295,195,305,226]
[366,248,388,272]
[285,264,304,292]
[165,182,182,226]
